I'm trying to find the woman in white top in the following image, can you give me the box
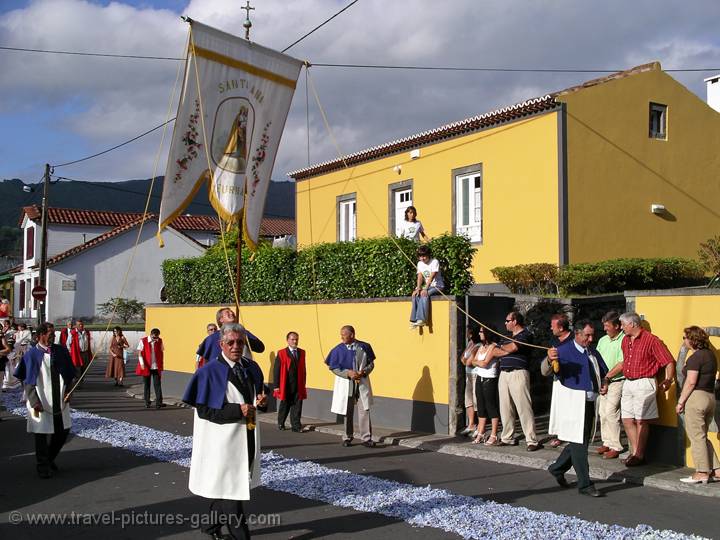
[459,326,481,436]
[471,325,501,445]
[410,245,445,328]
[399,206,428,242]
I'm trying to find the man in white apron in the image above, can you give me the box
[183,323,267,539]
[14,322,75,478]
[548,319,609,497]
[326,325,377,448]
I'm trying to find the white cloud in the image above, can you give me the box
[1,0,719,181]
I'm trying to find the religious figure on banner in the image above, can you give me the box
[216,104,250,174]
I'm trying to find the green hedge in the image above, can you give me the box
[491,258,705,296]
[162,234,475,304]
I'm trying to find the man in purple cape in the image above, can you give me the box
[325,325,377,448]
[14,322,75,478]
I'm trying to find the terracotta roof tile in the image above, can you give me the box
[260,217,295,237]
[288,62,662,181]
[20,205,292,237]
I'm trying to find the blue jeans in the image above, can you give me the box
[410,287,442,323]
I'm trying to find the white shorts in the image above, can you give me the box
[621,377,659,420]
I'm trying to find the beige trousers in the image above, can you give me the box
[499,370,538,446]
[685,390,720,473]
[598,380,624,451]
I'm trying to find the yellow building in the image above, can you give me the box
[290,63,720,284]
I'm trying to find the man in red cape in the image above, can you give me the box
[273,331,306,432]
[67,320,92,378]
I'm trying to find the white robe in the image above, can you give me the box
[188,378,261,500]
[25,350,72,434]
[548,380,598,444]
[330,345,373,415]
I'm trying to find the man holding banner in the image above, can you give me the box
[161,18,302,539]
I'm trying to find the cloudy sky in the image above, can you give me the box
[1,0,719,185]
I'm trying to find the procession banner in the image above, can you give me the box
[159,20,302,249]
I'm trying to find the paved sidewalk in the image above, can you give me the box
[127,384,720,500]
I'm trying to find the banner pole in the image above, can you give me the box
[235,211,243,319]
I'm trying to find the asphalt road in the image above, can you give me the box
[0,359,716,539]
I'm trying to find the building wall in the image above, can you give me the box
[46,226,205,323]
[146,298,456,433]
[633,292,720,468]
[560,67,720,263]
[296,112,561,283]
[45,224,110,257]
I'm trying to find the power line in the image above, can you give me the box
[49,175,295,220]
[282,0,361,52]
[0,45,183,61]
[3,44,719,73]
[311,63,720,73]
[52,118,176,168]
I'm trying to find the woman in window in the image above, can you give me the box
[399,206,428,242]
[106,326,129,387]
[676,326,720,484]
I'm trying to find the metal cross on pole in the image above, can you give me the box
[242,0,255,40]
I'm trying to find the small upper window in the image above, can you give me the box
[25,227,35,260]
[649,102,667,140]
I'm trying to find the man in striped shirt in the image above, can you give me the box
[618,312,675,467]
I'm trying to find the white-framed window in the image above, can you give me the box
[338,196,356,242]
[393,188,413,237]
[455,171,482,243]
[649,102,667,139]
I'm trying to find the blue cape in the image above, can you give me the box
[325,341,376,371]
[14,344,75,387]
[196,329,264,361]
[183,355,265,410]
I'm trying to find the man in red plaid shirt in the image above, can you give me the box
[616,312,675,467]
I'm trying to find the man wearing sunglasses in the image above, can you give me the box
[183,322,267,540]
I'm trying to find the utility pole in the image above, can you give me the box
[242,0,254,40]
[36,163,51,325]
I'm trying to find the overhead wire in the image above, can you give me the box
[0,45,182,60]
[3,45,719,72]
[282,0,360,53]
[48,175,293,220]
[51,118,176,168]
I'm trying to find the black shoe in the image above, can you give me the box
[551,472,569,488]
[145,403,152,408]
[49,462,58,472]
[362,440,377,448]
[278,425,286,430]
[342,440,352,447]
[38,469,52,479]
[527,443,543,452]
[156,403,167,409]
[579,485,604,497]
[291,427,302,433]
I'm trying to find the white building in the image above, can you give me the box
[13,207,218,323]
[12,206,295,323]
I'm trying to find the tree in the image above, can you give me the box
[698,236,720,280]
[97,297,145,324]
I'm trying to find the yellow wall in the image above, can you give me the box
[146,299,453,405]
[295,112,561,283]
[633,293,720,467]
[560,67,720,263]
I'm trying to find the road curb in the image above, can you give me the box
[124,384,720,499]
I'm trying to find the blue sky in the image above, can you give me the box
[1,0,719,185]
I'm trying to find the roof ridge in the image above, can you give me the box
[288,62,662,181]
